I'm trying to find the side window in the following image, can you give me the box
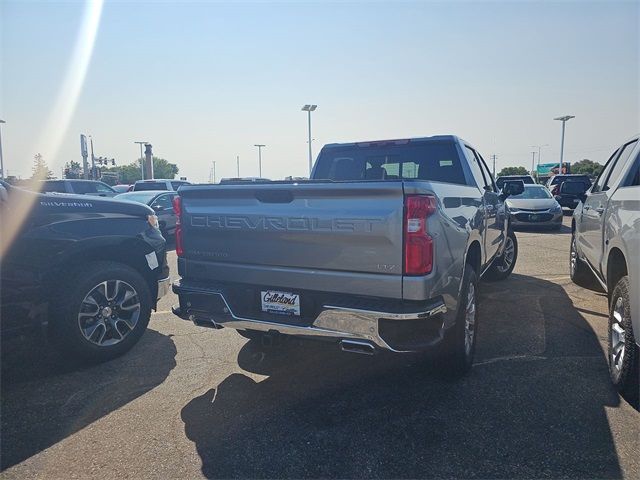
[592,149,620,193]
[95,182,114,193]
[152,194,173,210]
[464,146,488,189]
[603,140,638,191]
[73,181,98,194]
[42,181,66,193]
[476,153,497,192]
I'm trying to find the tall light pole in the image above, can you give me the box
[301,104,317,175]
[530,151,536,176]
[554,116,575,172]
[0,119,5,180]
[530,144,549,180]
[236,155,240,177]
[134,141,147,180]
[254,144,265,178]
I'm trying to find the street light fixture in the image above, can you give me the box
[554,116,575,172]
[134,141,147,180]
[301,104,317,175]
[0,119,5,180]
[254,144,266,178]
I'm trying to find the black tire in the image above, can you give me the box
[50,261,152,362]
[485,229,518,281]
[438,264,479,378]
[569,231,600,290]
[608,277,639,404]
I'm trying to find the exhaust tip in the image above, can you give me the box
[340,340,376,355]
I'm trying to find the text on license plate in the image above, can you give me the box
[261,290,300,316]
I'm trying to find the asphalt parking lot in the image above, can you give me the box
[1,215,639,479]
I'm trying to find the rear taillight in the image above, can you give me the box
[172,195,184,257]
[404,195,437,275]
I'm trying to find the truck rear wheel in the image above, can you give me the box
[438,264,479,378]
[50,261,152,362]
[485,230,518,281]
[608,276,639,404]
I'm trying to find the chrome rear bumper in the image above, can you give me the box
[172,281,447,353]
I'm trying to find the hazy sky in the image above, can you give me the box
[1,0,638,182]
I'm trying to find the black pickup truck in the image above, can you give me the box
[0,181,170,362]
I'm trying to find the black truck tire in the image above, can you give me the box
[569,231,600,290]
[50,261,152,362]
[485,229,518,281]
[608,276,639,404]
[438,264,479,378]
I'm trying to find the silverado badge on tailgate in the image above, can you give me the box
[261,290,300,316]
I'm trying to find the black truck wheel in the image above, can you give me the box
[608,276,639,404]
[50,261,152,362]
[569,231,600,290]
[485,229,518,281]
[438,264,479,378]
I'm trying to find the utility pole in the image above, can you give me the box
[301,104,317,175]
[89,136,96,180]
[554,116,575,172]
[254,144,265,178]
[236,155,240,177]
[134,141,147,180]
[530,151,536,176]
[212,161,217,183]
[0,119,6,180]
[491,154,497,178]
[530,144,549,181]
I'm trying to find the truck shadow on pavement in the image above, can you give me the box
[0,328,177,471]
[181,273,627,479]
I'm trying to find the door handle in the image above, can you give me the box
[595,207,604,215]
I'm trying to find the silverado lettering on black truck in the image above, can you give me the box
[172,135,525,377]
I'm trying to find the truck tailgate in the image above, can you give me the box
[179,182,405,298]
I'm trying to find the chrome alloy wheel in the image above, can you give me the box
[464,282,477,356]
[78,280,141,346]
[610,296,626,379]
[497,236,515,273]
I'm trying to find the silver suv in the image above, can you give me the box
[571,134,639,403]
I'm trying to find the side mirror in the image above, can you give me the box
[500,180,525,200]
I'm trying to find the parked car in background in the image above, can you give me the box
[571,134,639,403]
[546,174,591,194]
[172,135,525,378]
[506,184,563,230]
[115,190,178,237]
[39,179,118,197]
[555,180,591,210]
[112,184,132,193]
[132,179,190,191]
[496,174,535,190]
[0,180,170,362]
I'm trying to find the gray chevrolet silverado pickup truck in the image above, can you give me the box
[172,135,524,375]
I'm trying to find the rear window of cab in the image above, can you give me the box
[314,141,467,185]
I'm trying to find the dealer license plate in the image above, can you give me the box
[261,290,300,316]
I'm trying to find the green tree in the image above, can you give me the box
[101,157,179,184]
[31,153,54,180]
[571,159,602,177]
[498,166,529,176]
[64,160,82,179]
[152,157,179,179]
